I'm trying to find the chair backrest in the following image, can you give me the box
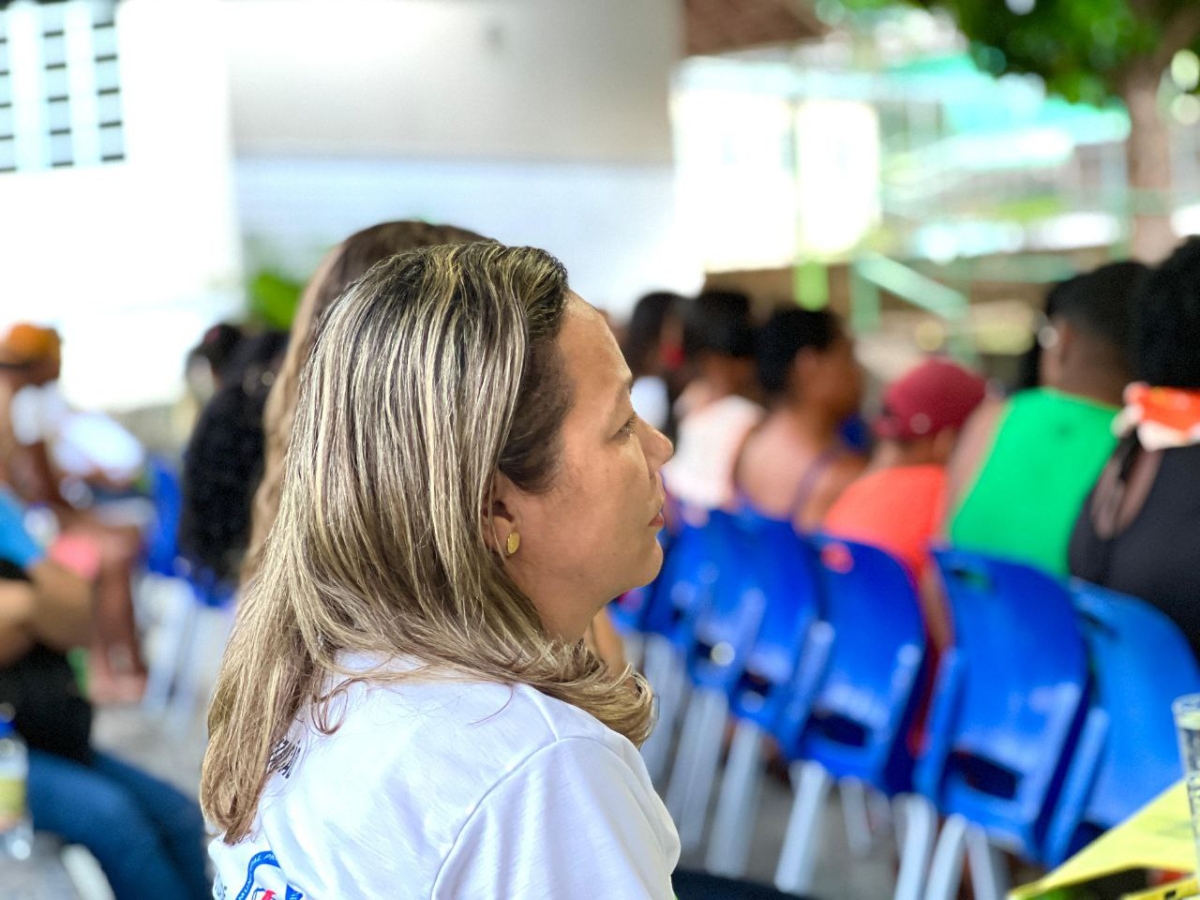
[726,512,825,730]
[917,548,1089,859]
[775,535,926,794]
[642,513,723,647]
[144,455,183,577]
[685,510,767,692]
[1043,581,1200,864]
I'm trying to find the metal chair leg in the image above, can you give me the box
[666,688,729,852]
[706,719,767,877]
[774,761,834,896]
[966,824,1009,900]
[640,636,684,786]
[923,813,968,900]
[893,794,936,900]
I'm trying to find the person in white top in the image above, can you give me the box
[202,242,680,899]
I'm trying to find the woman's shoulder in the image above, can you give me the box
[223,674,651,895]
[278,671,642,809]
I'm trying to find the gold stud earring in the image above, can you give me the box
[505,532,521,557]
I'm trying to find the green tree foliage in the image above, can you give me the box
[933,0,1196,105]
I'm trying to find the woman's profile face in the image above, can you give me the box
[503,294,674,642]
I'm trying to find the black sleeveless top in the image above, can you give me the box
[1068,439,1200,660]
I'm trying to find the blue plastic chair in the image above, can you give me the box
[705,512,829,876]
[642,515,723,646]
[666,510,769,847]
[726,512,825,730]
[1042,581,1200,866]
[769,536,929,895]
[144,455,184,578]
[685,510,775,694]
[641,512,730,787]
[776,535,927,792]
[917,549,1090,861]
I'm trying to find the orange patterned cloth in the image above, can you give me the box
[1115,383,1200,450]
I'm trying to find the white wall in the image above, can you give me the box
[1,0,695,413]
[225,0,698,315]
[222,0,678,164]
[0,0,242,411]
[236,156,700,312]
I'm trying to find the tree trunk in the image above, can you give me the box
[1120,59,1177,263]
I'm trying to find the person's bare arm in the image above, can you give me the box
[0,580,37,666]
[940,395,1005,537]
[24,559,91,652]
[801,453,868,533]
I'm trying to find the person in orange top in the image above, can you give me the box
[823,357,986,651]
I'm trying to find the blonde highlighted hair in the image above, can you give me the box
[201,242,654,842]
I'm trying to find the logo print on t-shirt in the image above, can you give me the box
[235,850,304,900]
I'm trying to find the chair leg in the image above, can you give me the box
[706,720,767,877]
[893,794,936,900]
[666,688,729,852]
[142,580,196,713]
[841,776,874,857]
[168,600,235,732]
[640,637,683,786]
[966,825,1009,900]
[774,761,834,896]
[923,813,968,900]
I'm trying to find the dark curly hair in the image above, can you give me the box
[1135,237,1200,388]
[179,330,290,581]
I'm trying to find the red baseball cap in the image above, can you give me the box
[875,358,986,442]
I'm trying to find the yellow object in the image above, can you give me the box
[1011,781,1196,899]
[505,532,521,557]
[0,323,60,366]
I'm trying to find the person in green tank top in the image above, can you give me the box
[944,261,1147,576]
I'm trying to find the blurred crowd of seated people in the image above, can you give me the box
[623,237,1200,666]
[3,226,1200,899]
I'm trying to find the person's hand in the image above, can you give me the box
[0,579,36,631]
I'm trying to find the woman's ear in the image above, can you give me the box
[483,471,520,556]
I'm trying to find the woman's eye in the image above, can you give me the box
[617,414,638,438]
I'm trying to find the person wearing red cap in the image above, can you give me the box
[824,357,987,651]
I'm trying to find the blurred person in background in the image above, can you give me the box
[824,357,986,651]
[944,261,1145,576]
[662,290,763,513]
[178,330,289,585]
[0,325,147,702]
[733,308,865,532]
[621,291,687,439]
[0,491,208,899]
[1070,239,1200,658]
[182,321,244,409]
[203,243,678,898]
[243,220,627,668]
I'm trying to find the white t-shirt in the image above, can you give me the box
[210,659,679,900]
[662,394,764,511]
[631,376,671,432]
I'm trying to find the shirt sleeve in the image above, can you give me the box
[432,736,678,900]
[0,488,45,569]
[9,385,43,446]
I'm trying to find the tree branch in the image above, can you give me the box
[1154,3,1200,70]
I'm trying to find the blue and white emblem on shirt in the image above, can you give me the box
[234,850,304,900]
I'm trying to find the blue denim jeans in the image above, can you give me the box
[27,749,210,900]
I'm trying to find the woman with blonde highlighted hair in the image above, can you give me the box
[202,243,678,898]
[247,220,629,667]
